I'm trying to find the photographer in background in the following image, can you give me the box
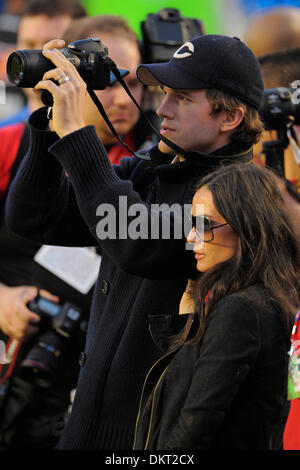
[257,47,300,451]
[0,0,87,199]
[62,15,157,164]
[254,48,300,240]
[0,0,91,451]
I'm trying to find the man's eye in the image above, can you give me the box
[126,79,140,89]
[177,95,188,102]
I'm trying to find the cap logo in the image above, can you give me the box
[173,42,194,59]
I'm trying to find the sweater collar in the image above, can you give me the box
[147,141,254,183]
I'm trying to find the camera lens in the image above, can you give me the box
[7,49,55,88]
[7,53,24,85]
[20,331,68,388]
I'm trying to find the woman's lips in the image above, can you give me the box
[194,253,205,260]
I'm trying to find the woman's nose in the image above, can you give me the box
[187,227,205,250]
[186,227,196,244]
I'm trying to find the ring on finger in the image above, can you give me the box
[58,75,70,85]
[56,72,65,82]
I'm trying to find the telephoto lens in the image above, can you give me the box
[6,39,129,106]
[20,330,69,388]
[7,50,57,88]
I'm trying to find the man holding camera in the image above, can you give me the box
[6,35,265,449]
[0,0,91,451]
[0,2,152,451]
[253,48,300,241]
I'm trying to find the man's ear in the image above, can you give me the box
[220,107,244,133]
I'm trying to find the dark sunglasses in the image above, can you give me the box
[191,215,228,242]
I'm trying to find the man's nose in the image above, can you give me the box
[156,95,174,119]
[113,85,132,106]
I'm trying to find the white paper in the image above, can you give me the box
[34,245,101,294]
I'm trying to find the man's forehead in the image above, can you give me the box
[18,14,71,34]
[17,14,72,47]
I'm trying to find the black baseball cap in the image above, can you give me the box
[137,35,264,110]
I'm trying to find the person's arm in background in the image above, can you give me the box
[0,283,58,341]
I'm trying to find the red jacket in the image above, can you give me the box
[0,123,137,199]
[0,122,25,199]
[284,312,300,450]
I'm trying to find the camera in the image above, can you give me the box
[141,8,204,63]
[6,37,128,91]
[259,87,300,177]
[260,87,300,130]
[20,294,83,387]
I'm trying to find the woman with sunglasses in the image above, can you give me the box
[134,162,300,450]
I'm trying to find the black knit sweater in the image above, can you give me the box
[6,107,254,449]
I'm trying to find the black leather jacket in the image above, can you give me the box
[134,285,291,450]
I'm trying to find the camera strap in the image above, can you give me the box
[287,127,300,164]
[87,88,152,160]
[87,57,189,161]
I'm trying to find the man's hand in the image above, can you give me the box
[0,284,59,341]
[34,39,87,138]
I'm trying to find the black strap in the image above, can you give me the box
[87,56,189,160]
[87,89,148,159]
[109,63,188,156]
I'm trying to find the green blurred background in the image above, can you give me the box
[81,0,224,37]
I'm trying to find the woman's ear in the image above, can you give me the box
[220,107,244,133]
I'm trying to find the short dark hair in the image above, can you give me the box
[206,89,265,146]
[20,0,87,20]
[63,15,138,46]
[258,47,300,88]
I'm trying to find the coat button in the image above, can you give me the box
[101,280,110,295]
[79,352,86,367]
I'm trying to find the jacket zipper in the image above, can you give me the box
[133,345,181,449]
[144,365,169,449]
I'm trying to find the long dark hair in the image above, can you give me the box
[182,162,300,345]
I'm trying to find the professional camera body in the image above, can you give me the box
[259,87,300,177]
[6,37,128,90]
[260,87,300,130]
[20,294,83,387]
[141,8,204,63]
